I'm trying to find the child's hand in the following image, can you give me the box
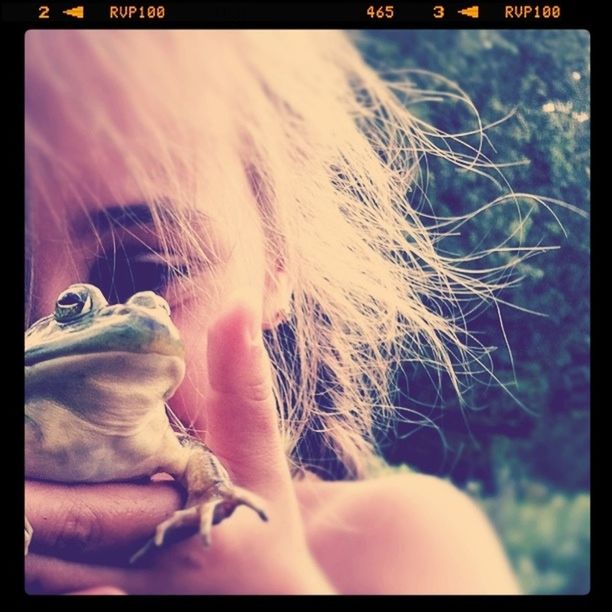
[25,303,336,595]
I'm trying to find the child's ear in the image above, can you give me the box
[262,263,292,330]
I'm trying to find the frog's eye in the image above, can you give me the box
[127,291,172,316]
[55,287,94,323]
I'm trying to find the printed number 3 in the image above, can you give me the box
[433,5,444,18]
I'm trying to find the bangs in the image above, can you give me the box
[25,30,270,288]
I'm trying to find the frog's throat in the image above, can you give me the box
[25,351,186,427]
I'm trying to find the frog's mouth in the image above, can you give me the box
[24,340,184,368]
[25,312,185,368]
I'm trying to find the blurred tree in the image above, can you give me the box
[355,31,590,494]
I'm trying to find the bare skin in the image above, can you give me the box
[297,474,521,594]
[25,303,520,594]
[25,472,521,594]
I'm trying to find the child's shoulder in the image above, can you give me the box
[296,471,520,594]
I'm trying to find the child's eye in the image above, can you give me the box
[88,248,190,305]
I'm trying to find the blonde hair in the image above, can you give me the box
[25,31,568,478]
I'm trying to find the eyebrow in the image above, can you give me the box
[71,204,154,238]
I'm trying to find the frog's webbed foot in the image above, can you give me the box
[130,441,268,565]
[160,482,267,545]
[25,515,33,556]
[130,482,268,565]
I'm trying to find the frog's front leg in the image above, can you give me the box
[130,438,268,564]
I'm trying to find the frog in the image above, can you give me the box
[25,283,268,563]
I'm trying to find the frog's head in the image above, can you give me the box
[25,283,186,420]
[25,284,184,366]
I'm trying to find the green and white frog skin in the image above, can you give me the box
[25,283,267,562]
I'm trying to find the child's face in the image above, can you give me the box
[28,99,271,432]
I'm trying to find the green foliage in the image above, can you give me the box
[356,30,590,493]
[470,479,590,594]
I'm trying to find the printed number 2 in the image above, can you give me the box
[38,5,50,18]
[433,5,444,18]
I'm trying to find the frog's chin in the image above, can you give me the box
[25,351,186,414]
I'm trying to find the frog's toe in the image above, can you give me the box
[198,500,217,547]
[224,485,268,522]
[151,500,220,549]
[153,506,199,547]
[130,505,208,565]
